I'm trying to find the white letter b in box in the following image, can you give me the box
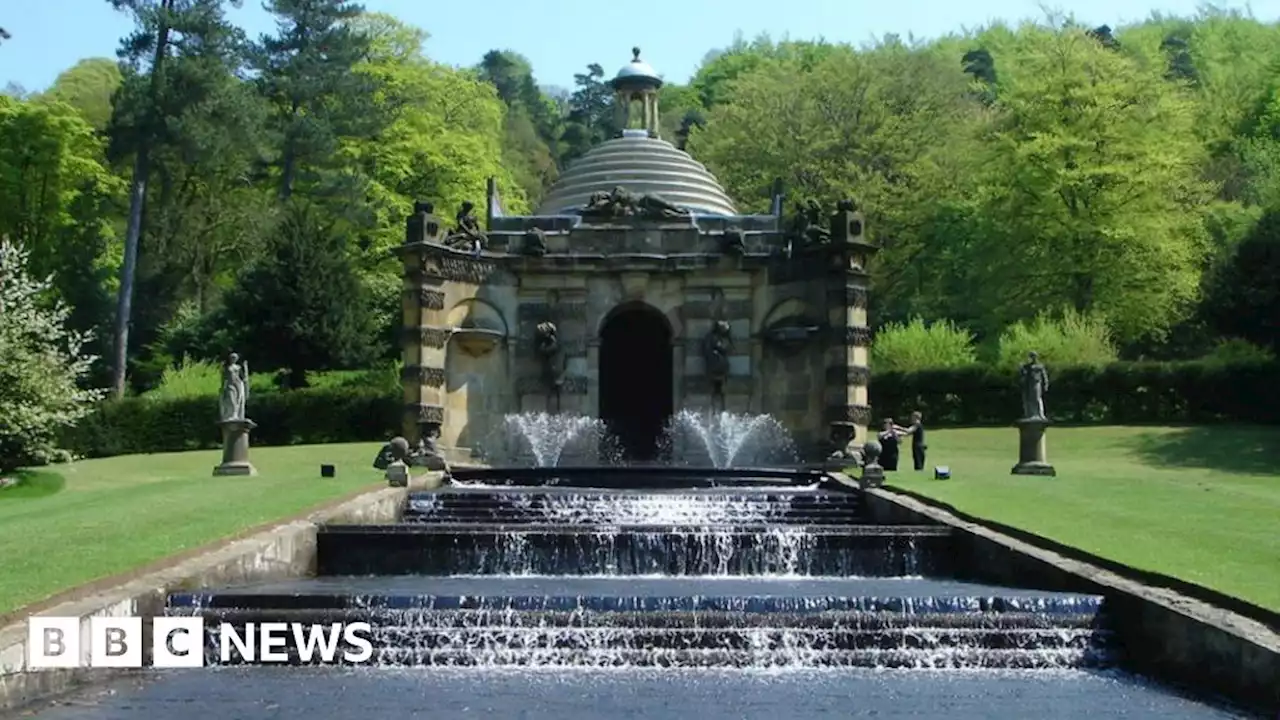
[89,617,143,668]
[27,617,81,668]
[153,617,205,668]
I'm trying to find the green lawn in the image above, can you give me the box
[0,442,384,618]
[886,425,1280,612]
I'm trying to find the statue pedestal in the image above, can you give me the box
[1012,418,1056,477]
[214,418,258,477]
[859,462,885,490]
[385,460,409,487]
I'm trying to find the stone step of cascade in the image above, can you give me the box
[314,525,954,577]
[401,507,867,526]
[403,489,867,526]
[168,605,1114,669]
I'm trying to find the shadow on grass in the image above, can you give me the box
[0,470,67,500]
[1132,425,1280,475]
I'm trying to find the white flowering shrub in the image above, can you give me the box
[0,239,106,471]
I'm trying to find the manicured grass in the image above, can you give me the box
[886,425,1280,612]
[0,442,384,617]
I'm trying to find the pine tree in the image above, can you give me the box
[0,240,105,472]
[218,201,377,387]
[252,0,378,200]
[104,0,248,397]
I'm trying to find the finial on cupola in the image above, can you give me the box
[632,46,641,61]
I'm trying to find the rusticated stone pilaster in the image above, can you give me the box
[407,288,445,310]
[824,365,871,386]
[401,364,446,388]
[843,326,873,347]
[826,404,873,425]
[405,403,444,425]
[402,326,451,349]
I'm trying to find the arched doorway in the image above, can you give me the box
[599,304,674,461]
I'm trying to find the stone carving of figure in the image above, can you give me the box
[636,190,691,219]
[446,201,486,255]
[580,186,690,220]
[522,227,548,256]
[1019,351,1050,419]
[535,321,563,391]
[804,199,831,245]
[218,352,248,422]
[703,320,733,388]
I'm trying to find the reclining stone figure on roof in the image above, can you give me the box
[580,186,691,221]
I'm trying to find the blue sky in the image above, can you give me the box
[2,0,1275,93]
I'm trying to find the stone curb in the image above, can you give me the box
[865,488,1280,715]
[0,479,424,713]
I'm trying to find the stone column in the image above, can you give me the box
[822,202,877,460]
[398,209,450,443]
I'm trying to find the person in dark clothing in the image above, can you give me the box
[878,419,902,471]
[897,411,927,471]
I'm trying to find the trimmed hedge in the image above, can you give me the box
[870,360,1280,426]
[65,386,400,458]
[58,359,1280,459]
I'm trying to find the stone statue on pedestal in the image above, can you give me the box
[1019,351,1049,420]
[214,351,257,477]
[1012,350,1056,477]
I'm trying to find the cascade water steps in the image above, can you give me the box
[314,524,952,577]
[164,484,1117,672]
[404,489,866,526]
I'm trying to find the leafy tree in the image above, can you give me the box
[688,40,984,325]
[39,59,124,131]
[338,14,521,259]
[0,97,124,343]
[1201,209,1280,353]
[968,24,1211,342]
[0,240,106,472]
[217,201,378,387]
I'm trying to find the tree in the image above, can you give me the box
[105,0,247,397]
[252,0,378,201]
[338,14,521,259]
[559,63,614,164]
[40,59,124,131]
[1201,209,1280,353]
[967,24,1212,342]
[217,201,378,387]
[0,240,106,472]
[478,49,561,199]
[0,97,124,343]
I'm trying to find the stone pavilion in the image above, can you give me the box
[395,49,877,462]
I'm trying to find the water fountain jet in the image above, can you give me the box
[661,410,798,468]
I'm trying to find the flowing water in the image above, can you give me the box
[15,472,1252,719]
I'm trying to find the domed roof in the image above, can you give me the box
[611,47,662,89]
[536,130,739,217]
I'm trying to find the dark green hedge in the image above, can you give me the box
[65,387,401,458]
[59,359,1280,459]
[870,360,1280,426]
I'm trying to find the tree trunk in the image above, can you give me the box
[108,0,174,398]
[109,154,150,397]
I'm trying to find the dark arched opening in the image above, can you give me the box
[599,304,674,461]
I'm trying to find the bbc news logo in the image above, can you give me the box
[27,617,374,668]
